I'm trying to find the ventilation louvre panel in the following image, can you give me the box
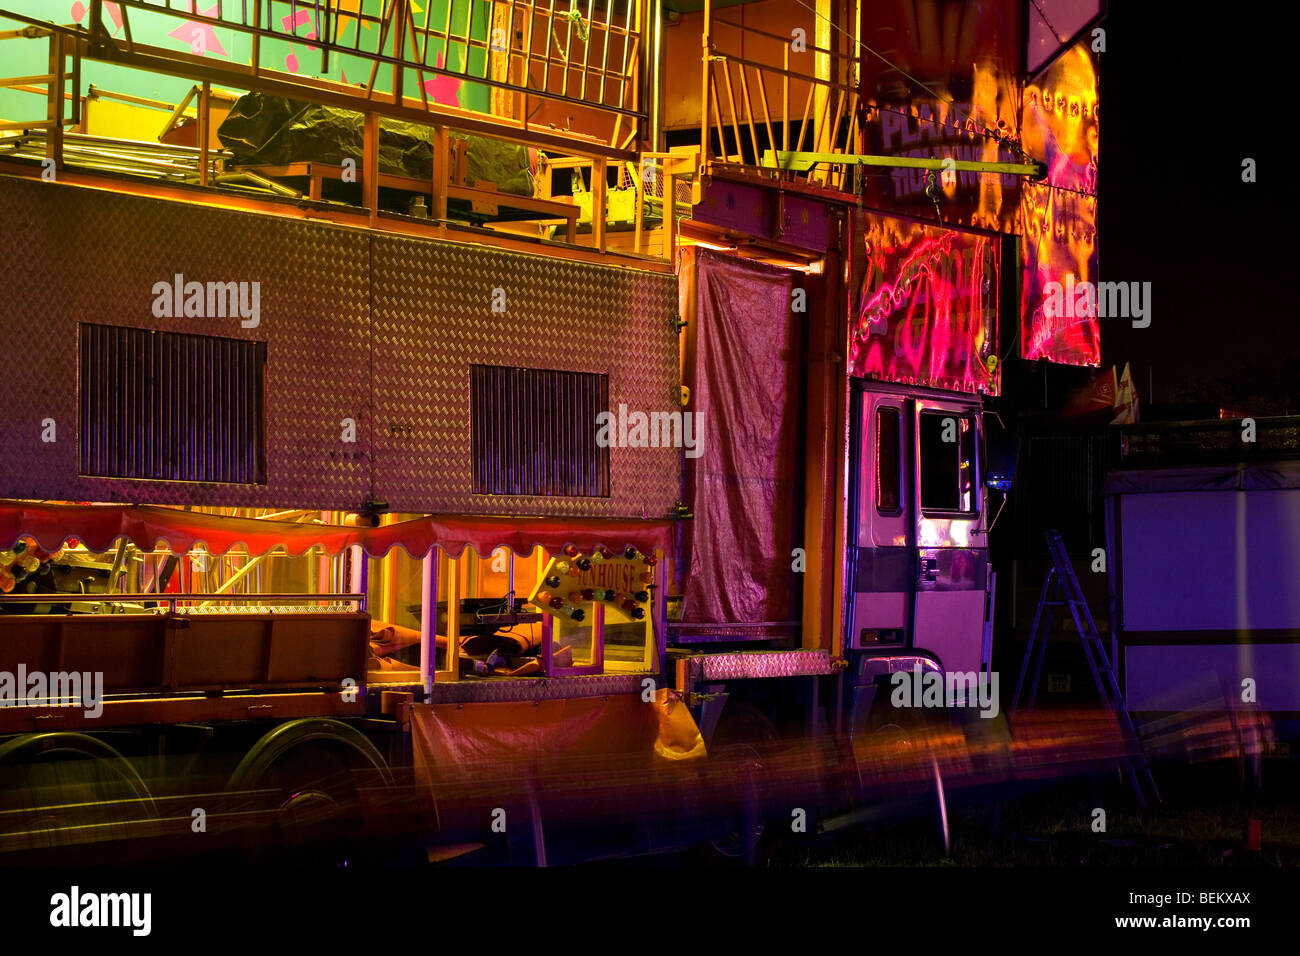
[471,365,609,498]
[79,323,266,484]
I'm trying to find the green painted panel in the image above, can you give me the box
[0,0,491,126]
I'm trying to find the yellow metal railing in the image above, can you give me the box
[2,0,651,158]
[699,2,859,191]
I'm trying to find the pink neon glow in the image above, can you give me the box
[1018,38,1100,367]
[851,221,998,395]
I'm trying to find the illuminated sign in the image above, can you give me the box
[1019,39,1101,367]
[851,216,999,395]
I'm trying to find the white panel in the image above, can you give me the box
[1126,643,1300,711]
[913,590,986,675]
[1120,490,1300,631]
[852,591,906,630]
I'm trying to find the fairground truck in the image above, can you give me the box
[0,0,1109,862]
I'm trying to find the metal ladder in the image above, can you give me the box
[1011,530,1159,808]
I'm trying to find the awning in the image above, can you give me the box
[0,501,675,559]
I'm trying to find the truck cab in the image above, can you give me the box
[846,379,994,734]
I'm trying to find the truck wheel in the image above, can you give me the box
[868,666,959,741]
[244,741,364,863]
[872,697,942,747]
[0,733,158,853]
[226,720,392,862]
[694,703,780,866]
[861,695,952,853]
[268,744,357,824]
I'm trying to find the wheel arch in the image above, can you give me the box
[225,718,394,792]
[0,731,158,814]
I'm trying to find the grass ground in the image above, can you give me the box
[772,758,1300,867]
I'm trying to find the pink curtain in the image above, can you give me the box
[679,249,800,625]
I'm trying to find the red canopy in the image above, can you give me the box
[0,502,675,559]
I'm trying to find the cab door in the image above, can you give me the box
[911,397,990,679]
[847,384,911,651]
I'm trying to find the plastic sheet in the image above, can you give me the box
[409,689,702,804]
[217,92,535,197]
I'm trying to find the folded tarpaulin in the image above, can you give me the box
[217,92,536,197]
[0,501,674,559]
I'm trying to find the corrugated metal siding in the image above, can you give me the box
[79,324,266,484]
[470,365,609,498]
[0,174,679,516]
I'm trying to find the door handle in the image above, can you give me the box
[922,557,939,582]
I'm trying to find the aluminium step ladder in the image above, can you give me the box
[1011,530,1160,808]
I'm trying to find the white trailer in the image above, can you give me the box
[1106,420,1300,736]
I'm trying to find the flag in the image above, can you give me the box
[1112,362,1140,424]
[1065,366,1116,418]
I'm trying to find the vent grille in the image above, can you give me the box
[79,324,266,483]
[471,365,609,497]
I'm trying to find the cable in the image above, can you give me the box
[779,1,1057,169]
[788,0,953,105]
[1029,0,1063,44]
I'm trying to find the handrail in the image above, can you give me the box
[22,0,652,148]
[709,16,841,59]
[699,0,859,191]
[0,10,638,161]
[0,27,677,264]
[0,593,367,612]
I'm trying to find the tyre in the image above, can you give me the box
[226,720,393,864]
[0,734,159,854]
[692,702,781,866]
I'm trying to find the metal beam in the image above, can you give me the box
[764,149,1047,178]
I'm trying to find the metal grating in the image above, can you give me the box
[79,323,266,484]
[470,365,609,498]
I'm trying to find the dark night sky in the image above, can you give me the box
[1097,3,1297,412]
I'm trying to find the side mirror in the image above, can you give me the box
[984,474,1010,534]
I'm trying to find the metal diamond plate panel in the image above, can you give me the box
[0,174,371,510]
[0,174,681,517]
[372,234,681,518]
[692,649,834,681]
[427,673,647,703]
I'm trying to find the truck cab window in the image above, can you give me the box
[919,411,977,515]
[876,407,902,514]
